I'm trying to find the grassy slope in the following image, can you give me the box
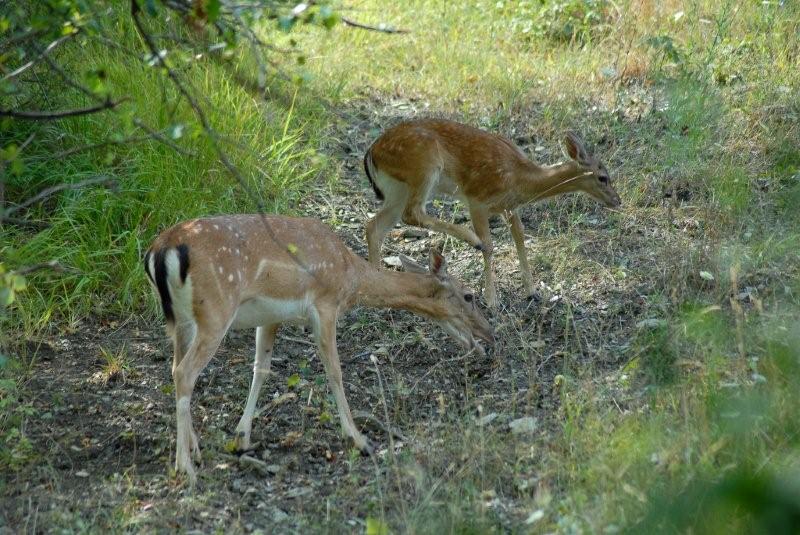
[3,0,800,531]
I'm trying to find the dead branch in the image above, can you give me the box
[1,33,75,83]
[341,17,409,34]
[13,260,79,276]
[0,98,128,120]
[3,176,118,218]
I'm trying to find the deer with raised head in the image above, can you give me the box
[364,119,621,308]
[144,214,493,484]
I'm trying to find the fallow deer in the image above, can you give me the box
[144,214,493,484]
[364,119,621,307]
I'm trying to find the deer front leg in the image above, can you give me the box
[234,323,279,451]
[507,210,534,295]
[311,305,373,454]
[469,204,497,308]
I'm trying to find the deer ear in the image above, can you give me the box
[428,250,448,278]
[398,254,428,274]
[563,131,590,163]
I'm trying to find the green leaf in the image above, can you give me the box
[145,0,158,17]
[287,373,300,388]
[206,0,221,23]
[318,6,339,30]
[11,275,26,292]
[10,157,23,176]
[699,271,715,281]
[365,517,390,535]
[0,287,13,307]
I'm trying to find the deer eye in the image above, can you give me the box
[598,174,609,184]
[464,293,474,303]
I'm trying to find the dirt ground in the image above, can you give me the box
[1,100,671,533]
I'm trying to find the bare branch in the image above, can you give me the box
[13,260,79,276]
[1,33,75,83]
[3,175,118,218]
[0,98,129,120]
[341,17,409,34]
[12,260,76,275]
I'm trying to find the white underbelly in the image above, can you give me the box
[230,296,309,330]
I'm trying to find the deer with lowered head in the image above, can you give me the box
[144,214,493,484]
[364,119,621,308]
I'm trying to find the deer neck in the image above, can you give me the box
[519,161,584,204]
[353,262,443,318]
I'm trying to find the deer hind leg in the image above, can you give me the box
[311,305,372,454]
[507,210,534,295]
[401,173,483,249]
[234,323,280,451]
[170,318,197,376]
[469,203,497,308]
[366,173,408,266]
[172,323,226,485]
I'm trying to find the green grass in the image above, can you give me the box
[3,0,800,532]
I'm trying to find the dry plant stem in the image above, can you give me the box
[3,176,117,218]
[729,265,746,360]
[368,355,396,523]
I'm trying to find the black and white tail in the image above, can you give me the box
[363,145,384,201]
[144,244,191,324]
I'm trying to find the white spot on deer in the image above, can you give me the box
[228,273,234,282]
[235,249,240,256]
[237,270,242,281]
[255,259,268,279]
[218,266,224,274]
[213,224,219,230]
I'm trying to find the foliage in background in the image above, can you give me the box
[1,0,799,531]
[0,0,345,330]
